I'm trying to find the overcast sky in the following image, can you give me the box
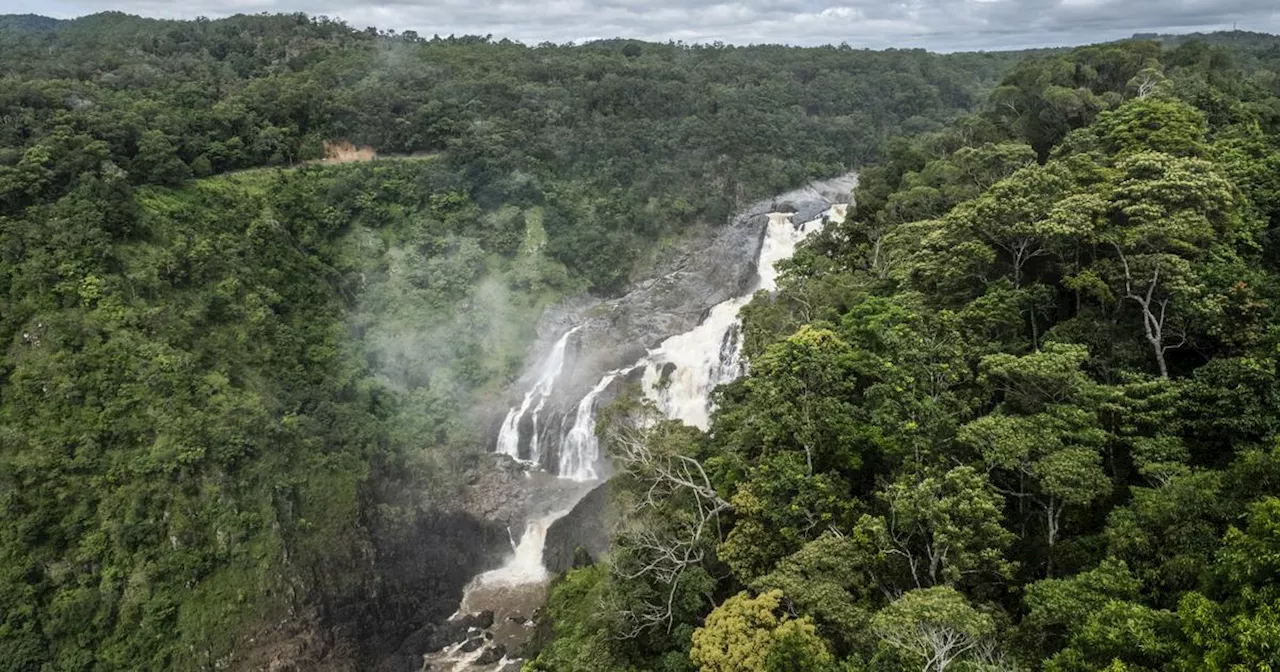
[5,0,1279,51]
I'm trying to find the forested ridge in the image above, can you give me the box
[0,10,1024,292]
[529,36,1280,672]
[4,10,1280,672]
[0,11,1035,671]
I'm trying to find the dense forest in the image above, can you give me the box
[0,12,1035,671]
[528,35,1280,672]
[5,10,1280,672]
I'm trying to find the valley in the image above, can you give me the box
[1,11,1279,672]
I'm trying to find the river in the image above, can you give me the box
[422,184,852,671]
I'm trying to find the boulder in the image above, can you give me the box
[543,480,616,574]
[476,644,507,665]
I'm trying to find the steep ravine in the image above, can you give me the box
[409,174,856,671]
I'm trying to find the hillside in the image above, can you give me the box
[527,34,1280,672]
[0,12,1029,670]
[3,11,1278,671]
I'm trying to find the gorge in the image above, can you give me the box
[418,174,856,670]
[7,17,1279,671]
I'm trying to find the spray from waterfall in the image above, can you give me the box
[558,364,641,481]
[495,326,582,465]
[640,209,834,429]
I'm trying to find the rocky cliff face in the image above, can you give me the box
[349,174,857,671]
[542,480,615,574]
[235,506,511,672]
[498,176,858,476]
[458,453,538,532]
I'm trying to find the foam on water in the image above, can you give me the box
[494,326,582,464]
[640,207,838,429]
[444,195,849,670]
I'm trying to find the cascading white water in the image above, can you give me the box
[487,204,842,568]
[495,326,582,464]
[558,366,637,481]
[494,205,844,477]
[468,512,560,586]
[640,208,839,429]
[440,199,849,671]
[489,205,840,566]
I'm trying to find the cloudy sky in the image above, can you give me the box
[5,0,1279,51]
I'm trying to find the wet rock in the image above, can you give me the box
[543,481,616,574]
[621,366,646,385]
[461,637,485,653]
[420,609,498,653]
[657,362,677,387]
[459,454,533,531]
[500,174,857,471]
[372,652,421,672]
[395,625,435,655]
[472,610,495,630]
[373,647,427,665]
[424,625,460,653]
[476,644,507,665]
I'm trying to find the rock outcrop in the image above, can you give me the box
[458,453,535,532]
[542,480,615,574]
[496,173,858,475]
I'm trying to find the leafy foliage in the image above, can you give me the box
[690,590,834,672]
[0,10,1050,667]
[538,33,1280,672]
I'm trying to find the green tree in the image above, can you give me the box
[871,586,996,672]
[1104,468,1227,604]
[753,532,878,654]
[1092,150,1239,378]
[947,161,1078,287]
[1024,558,1179,670]
[958,345,1111,570]
[733,326,865,476]
[718,451,858,583]
[690,590,834,672]
[862,466,1015,592]
[131,130,191,186]
[1176,497,1280,671]
[1092,97,1208,157]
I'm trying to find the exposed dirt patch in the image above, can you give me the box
[321,140,378,163]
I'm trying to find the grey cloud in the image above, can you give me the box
[16,0,1280,50]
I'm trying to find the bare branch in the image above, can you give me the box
[603,403,733,637]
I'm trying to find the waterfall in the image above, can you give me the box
[640,209,834,429]
[558,366,638,482]
[443,198,848,671]
[495,326,582,464]
[495,205,845,471]
[470,514,558,586]
[487,205,838,569]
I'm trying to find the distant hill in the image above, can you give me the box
[1134,29,1280,49]
[0,13,62,32]
[1132,29,1280,70]
[0,12,1276,53]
